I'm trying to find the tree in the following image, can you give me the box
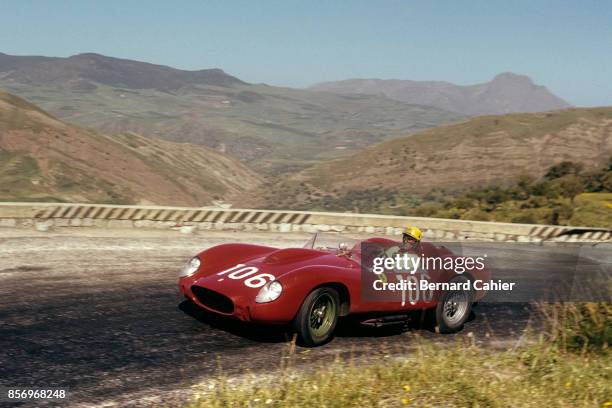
[602,172,612,192]
[555,175,584,204]
[549,202,574,225]
[545,161,583,180]
[582,158,612,192]
[513,174,535,200]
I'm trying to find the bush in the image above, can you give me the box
[413,202,442,217]
[545,161,584,180]
[554,175,584,203]
[511,213,538,224]
[461,208,490,221]
[538,302,611,354]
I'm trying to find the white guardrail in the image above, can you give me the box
[0,202,610,242]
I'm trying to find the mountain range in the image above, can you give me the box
[0,52,465,173]
[310,73,571,116]
[2,52,602,213]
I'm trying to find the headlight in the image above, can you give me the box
[255,280,283,303]
[179,257,201,277]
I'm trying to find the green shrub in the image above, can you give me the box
[538,302,611,354]
[511,213,538,224]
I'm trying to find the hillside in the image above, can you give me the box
[0,90,261,205]
[252,107,612,213]
[310,73,571,116]
[0,53,464,173]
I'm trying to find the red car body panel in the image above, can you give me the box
[179,238,491,324]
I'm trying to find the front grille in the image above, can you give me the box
[191,286,234,314]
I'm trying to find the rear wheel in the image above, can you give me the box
[433,275,473,333]
[294,287,339,347]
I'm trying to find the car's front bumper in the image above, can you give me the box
[179,277,298,324]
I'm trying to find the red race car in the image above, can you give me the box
[178,234,491,346]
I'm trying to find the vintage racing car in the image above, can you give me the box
[178,234,491,346]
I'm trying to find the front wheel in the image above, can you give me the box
[294,287,339,347]
[433,275,473,333]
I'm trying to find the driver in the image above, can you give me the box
[385,226,423,258]
[402,226,422,251]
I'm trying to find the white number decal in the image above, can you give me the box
[407,275,420,304]
[228,267,258,279]
[218,264,245,275]
[420,270,433,302]
[244,274,275,288]
[394,271,433,306]
[217,264,274,288]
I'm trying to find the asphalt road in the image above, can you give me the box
[0,229,609,407]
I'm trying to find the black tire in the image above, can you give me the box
[433,275,473,333]
[293,287,339,347]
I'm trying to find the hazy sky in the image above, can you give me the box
[1,0,611,106]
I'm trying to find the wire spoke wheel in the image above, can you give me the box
[442,289,469,325]
[309,293,336,338]
[295,287,340,346]
[432,275,473,333]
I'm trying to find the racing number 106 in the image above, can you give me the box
[217,264,275,288]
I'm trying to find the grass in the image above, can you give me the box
[571,193,612,228]
[45,161,134,204]
[0,151,134,204]
[0,151,44,200]
[185,303,611,407]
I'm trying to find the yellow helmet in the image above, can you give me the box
[403,226,422,241]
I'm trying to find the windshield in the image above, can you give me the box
[302,232,360,251]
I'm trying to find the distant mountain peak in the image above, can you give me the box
[310,73,570,116]
[491,72,533,83]
[70,52,105,58]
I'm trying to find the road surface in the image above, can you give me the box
[0,228,608,407]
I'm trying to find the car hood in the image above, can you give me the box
[260,247,324,264]
[193,247,332,294]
